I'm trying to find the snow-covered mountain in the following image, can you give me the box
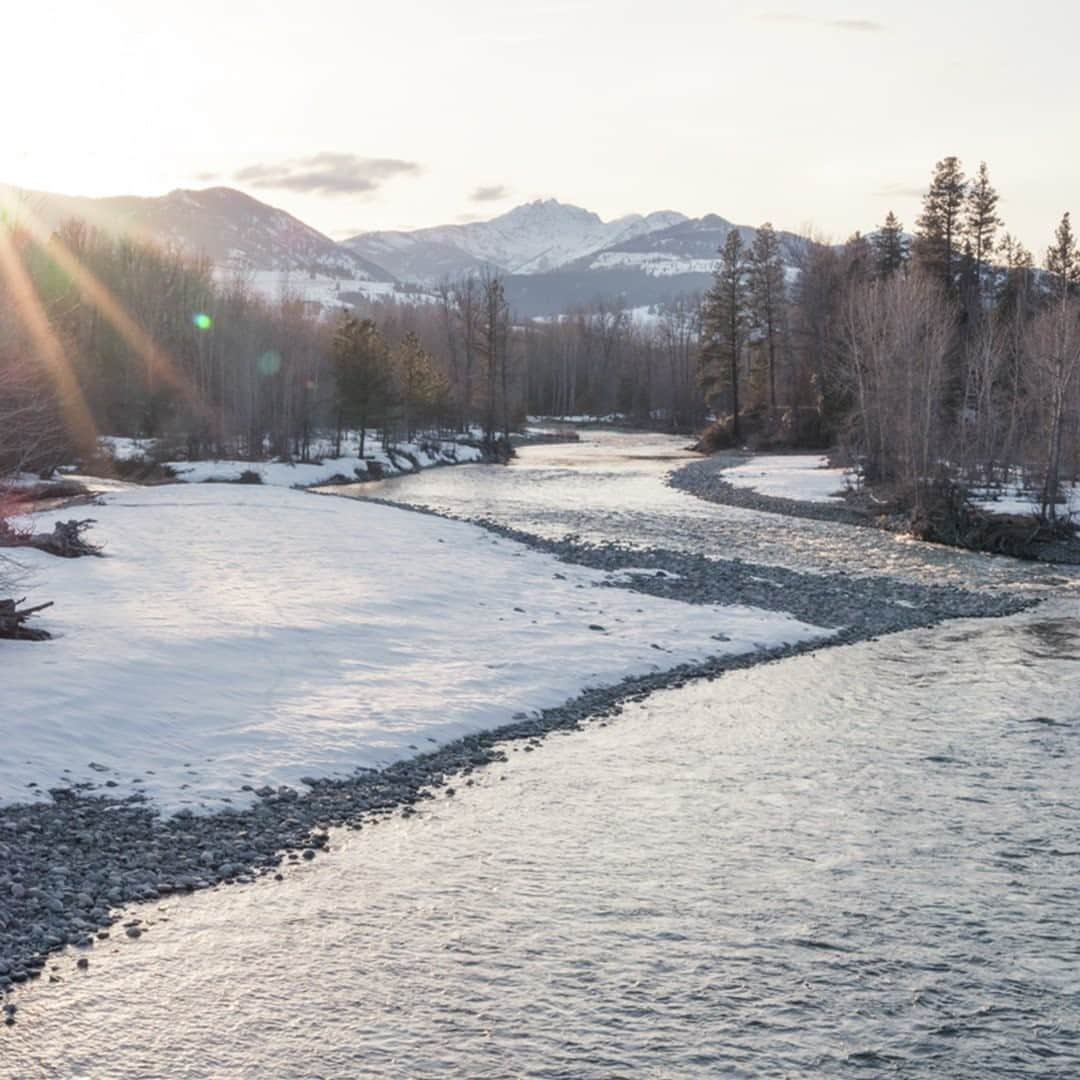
[0,182,813,315]
[576,214,809,277]
[342,199,688,281]
[0,184,391,281]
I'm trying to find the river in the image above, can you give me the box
[4,433,1078,1078]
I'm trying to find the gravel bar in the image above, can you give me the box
[669,453,1080,564]
[0,497,1035,1012]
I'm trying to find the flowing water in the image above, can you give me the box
[4,433,1079,1078]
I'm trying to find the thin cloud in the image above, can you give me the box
[233,154,421,197]
[469,184,511,203]
[874,182,926,199]
[756,12,886,32]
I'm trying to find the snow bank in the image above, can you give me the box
[971,485,1079,518]
[4,486,829,813]
[723,455,850,504]
[93,432,485,488]
[165,440,483,487]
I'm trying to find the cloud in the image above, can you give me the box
[756,12,885,32]
[469,184,511,203]
[873,182,926,199]
[233,153,421,197]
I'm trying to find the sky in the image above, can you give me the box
[4,1,1079,246]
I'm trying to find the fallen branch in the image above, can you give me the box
[0,597,53,641]
[18,518,103,558]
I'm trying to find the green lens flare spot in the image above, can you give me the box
[192,312,213,331]
[257,350,282,377]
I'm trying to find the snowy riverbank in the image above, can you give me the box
[96,432,490,488]
[0,447,1037,1001]
[4,483,829,813]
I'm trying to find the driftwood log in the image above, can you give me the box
[0,597,53,641]
[0,517,102,558]
[33,519,102,557]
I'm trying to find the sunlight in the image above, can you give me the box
[0,190,214,434]
[0,225,98,455]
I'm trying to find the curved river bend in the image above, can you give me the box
[4,433,1078,1078]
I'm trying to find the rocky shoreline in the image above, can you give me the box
[667,454,872,526]
[669,453,1080,564]
[0,500,1036,1015]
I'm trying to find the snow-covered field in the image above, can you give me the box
[4,485,830,813]
[723,455,850,504]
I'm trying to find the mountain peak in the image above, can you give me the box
[344,198,691,279]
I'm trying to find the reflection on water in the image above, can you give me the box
[4,432,1079,1078]
[329,431,1074,595]
[6,603,1079,1078]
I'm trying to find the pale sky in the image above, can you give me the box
[5,1,1078,247]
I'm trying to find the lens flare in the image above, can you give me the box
[193,313,213,331]
[257,350,282,377]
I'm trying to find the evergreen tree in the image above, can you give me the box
[843,230,873,282]
[332,315,390,457]
[747,222,787,412]
[965,161,1002,286]
[699,229,748,440]
[872,211,908,277]
[394,331,449,439]
[914,156,967,288]
[1045,211,1079,301]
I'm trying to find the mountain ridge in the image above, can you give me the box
[0,182,814,314]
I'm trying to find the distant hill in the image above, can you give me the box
[0,184,392,281]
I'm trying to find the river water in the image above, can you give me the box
[4,433,1079,1078]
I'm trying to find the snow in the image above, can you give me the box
[527,413,627,425]
[91,432,484,488]
[348,200,689,281]
[723,455,851,504]
[212,271,428,313]
[588,250,719,277]
[165,438,483,488]
[3,485,831,813]
[97,436,156,463]
[971,484,1079,518]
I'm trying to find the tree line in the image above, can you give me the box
[0,221,524,474]
[698,157,1080,520]
[3,158,1079,529]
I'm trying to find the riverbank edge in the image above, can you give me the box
[0,501,1035,1012]
[668,454,1080,565]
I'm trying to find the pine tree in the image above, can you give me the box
[1045,211,1079,301]
[395,331,448,440]
[332,315,390,457]
[747,222,787,412]
[965,161,1002,286]
[699,229,748,440]
[1039,212,1080,517]
[914,156,967,288]
[872,211,908,277]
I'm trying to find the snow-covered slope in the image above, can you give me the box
[576,214,809,278]
[0,184,392,281]
[343,200,687,281]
